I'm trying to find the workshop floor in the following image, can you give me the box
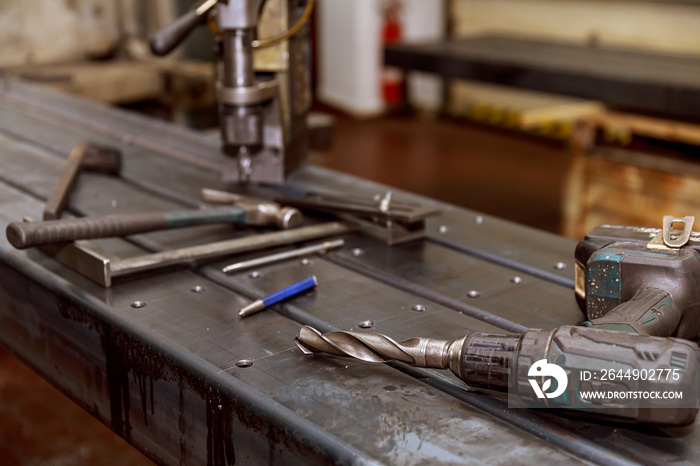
[0,110,569,465]
[310,110,569,234]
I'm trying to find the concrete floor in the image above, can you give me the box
[0,349,153,466]
[0,111,570,464]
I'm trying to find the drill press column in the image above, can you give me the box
[149,0,312,185]
[217,1,275,183]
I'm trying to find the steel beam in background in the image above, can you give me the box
[385,35,700,120]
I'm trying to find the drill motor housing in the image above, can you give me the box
[576,224,700,339]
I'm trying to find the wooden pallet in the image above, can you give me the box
[563,112,700,239]
[447,80,604,138]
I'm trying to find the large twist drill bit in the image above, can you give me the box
[295,325,460,369]
[295,325,700,426]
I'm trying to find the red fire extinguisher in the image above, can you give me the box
[381,0,404,107]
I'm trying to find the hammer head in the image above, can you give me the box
[83,143,122,175]
[272,206,303,229]
[240,202,303,229]
[43,142,123,220]
[201,188,303,229]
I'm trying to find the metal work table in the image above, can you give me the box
[0,79,698,465]
[385,35,700,121]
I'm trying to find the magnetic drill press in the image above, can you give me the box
[150,0,313,184]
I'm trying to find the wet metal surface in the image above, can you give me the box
[0,79,697,465]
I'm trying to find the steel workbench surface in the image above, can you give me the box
[0,79,698,465]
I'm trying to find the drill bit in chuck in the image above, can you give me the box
[295,326,461,369]
[295,325,700,426]
[296,326,522,391]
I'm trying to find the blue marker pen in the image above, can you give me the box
[239,275,317,318]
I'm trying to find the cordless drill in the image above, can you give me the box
[296,324,700,426]
[295,216,700,426]
[575,216,700,339]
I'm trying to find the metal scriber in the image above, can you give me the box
[222,239,343,273]
[296,325,700,426]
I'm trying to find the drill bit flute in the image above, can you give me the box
[296,326,467,370]
[296,325,700,426]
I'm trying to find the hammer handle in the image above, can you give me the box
[44,142,88,220]
[6,207,246,249]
